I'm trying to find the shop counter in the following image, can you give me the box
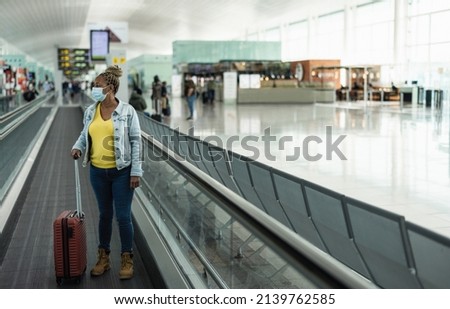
[237,88,335,104]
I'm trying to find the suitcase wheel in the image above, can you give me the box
[56,275,83,286]
[56,277,63,286]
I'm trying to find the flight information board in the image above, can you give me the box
[58,48,91,77]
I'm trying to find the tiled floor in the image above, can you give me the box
[154,97,450,239]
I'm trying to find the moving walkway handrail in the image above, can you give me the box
[140,129,377,289]
[0,93,54,140]
[0,93,46,122]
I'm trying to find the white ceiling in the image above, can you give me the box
[0,0,368,69]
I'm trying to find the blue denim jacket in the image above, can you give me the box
[72,99,143,177]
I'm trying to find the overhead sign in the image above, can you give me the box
[2,55,26,67]
[58,48,91,77]
[88,22,129,43]
[112,56,127,65]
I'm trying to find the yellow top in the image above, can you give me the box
[88,104,116,168]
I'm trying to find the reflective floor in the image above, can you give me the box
[150,96,450,239]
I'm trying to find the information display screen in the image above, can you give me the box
[90,30,110,61]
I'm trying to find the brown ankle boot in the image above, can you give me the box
[90,248,110,276]
[119,252,134,280]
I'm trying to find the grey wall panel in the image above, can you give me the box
[185,136,210,176]
[228,153,266,212]
[248,162,292,228]
[346,197,421,288]
[304,181,371,279]
[151,120,162,142]
[171,129,181,156]
[176,133,200,169]
[160,124,171,148]
[208,145,242,196]
[406,222,450,288]
[197,141,225,185]
[272,170,327,252]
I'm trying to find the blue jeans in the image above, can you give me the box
[187,95,196,117]
[90,164,134,253]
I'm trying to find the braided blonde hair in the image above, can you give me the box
[98,65,122,94]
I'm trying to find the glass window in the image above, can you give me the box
[409,45,429,63]
[284,21,308,61]
[430,0,450,11]
[355,26,371,54]
[409,15,430,46]
[315,32,343,59]
[318,12,344,33]
[287,21,307,39]
[409,0,450,15]
[315,12,344,59]
[407,1,450,86]
[353,1,395,64]
[356,1,395,26]
[430,42,450,62]
[430,10,450,43]
[283,39,308,61]
[265,27,280,41]
[247,33,258,41]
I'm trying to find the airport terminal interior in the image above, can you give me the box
[1,0,450,289]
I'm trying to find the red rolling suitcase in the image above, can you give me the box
[53,160,87,285]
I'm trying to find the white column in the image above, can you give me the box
[307,16,315,58]
[394,0,408,82]
[342,4,354,65]
[107,49,128,102]
[53,47,63,105]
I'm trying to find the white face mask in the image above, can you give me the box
[91,86,108,102]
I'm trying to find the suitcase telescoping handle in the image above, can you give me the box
[74,159,83,218]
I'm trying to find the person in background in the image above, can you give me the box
[23,83,39,102]
[161,81,167,100]
[207,77,216,104]
[129,87,147,112]
[62,81,69,96]
[71,65,143,280]
[43,75,52,93]
[161,81,170,116]
[184,79,196,120]
[151,75,162,114]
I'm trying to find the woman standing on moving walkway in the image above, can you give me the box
[71,65,143,280]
